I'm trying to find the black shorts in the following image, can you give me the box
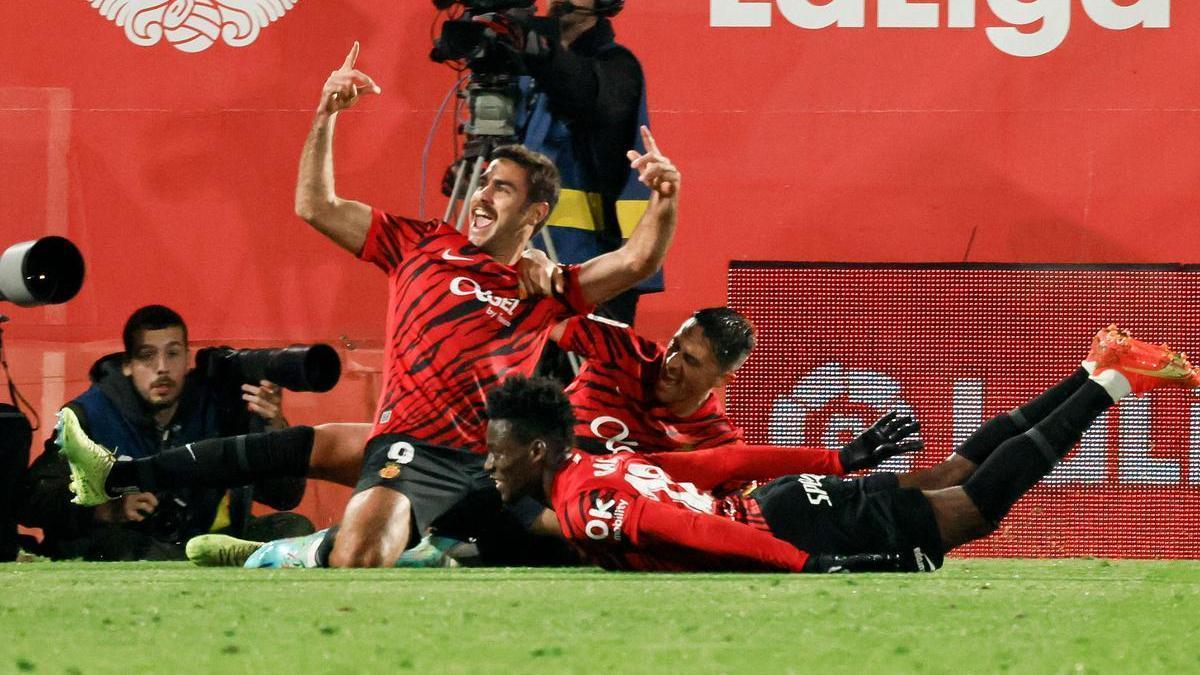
[749,474,944,572]
[355,434,494,535]
[355,434,579,566]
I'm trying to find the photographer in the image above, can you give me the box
[17,305,312,560]
[519,0,657,325]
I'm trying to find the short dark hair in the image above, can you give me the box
[123,305,187,356]
[486,375,575,463]
[692,307,756,372]
[491,144,561,228]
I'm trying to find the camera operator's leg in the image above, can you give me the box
[898,367,1091,491]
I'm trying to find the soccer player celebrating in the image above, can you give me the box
[390,306,918,566]
[483,327,1200,572]
[57,42,680,568]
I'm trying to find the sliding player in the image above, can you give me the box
[483,327,1199,571]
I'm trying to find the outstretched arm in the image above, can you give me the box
[634,499,810,572]
[575,126,679,306]
[648,413,923,490]
[294,41,382,255]
[648,445,845,491]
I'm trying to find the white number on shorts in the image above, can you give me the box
[387,442,416,464]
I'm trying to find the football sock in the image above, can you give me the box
[962,380,1112,524]
[954,368,1090,465]
[105,426,315,493]
[1089,368,1132,403]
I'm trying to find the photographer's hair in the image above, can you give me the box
[486,375,576,465]
[692,307,756,373]
[491,144,561,230]
[123,305,187,356]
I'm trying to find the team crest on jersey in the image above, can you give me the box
[85,0,298,53]
[379,462,402,480]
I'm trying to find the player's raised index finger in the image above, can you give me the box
[342,41,360,70]
[640,125,659,153]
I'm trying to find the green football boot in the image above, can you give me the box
[186,534,265,567]
[55,408,116,506]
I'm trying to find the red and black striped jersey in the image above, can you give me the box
[359,209,591,453]
[559,316,744,455]
[550,450,812,572]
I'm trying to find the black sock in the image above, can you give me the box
[106,426,315,493]
[954,368,1090,464]
[962,380,1112,524]
[315,524,339,567]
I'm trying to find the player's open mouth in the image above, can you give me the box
[471,209,495,231]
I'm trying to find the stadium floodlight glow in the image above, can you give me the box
[0,236,86,307]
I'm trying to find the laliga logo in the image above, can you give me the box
[769,361,916,472]
[450,276,520,316]
[712,0,1169,58]
[86,0,298,53]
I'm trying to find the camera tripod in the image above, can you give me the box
[441,75,578,373]
[442,76,564,264]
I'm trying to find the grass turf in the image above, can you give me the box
[1,559,1198,674]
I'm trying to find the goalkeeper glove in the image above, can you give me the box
[839,411,922,472]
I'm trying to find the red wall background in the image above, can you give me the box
[3,0,1196,529]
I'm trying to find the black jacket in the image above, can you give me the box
[18,355,304,558]
[524,17,645,220]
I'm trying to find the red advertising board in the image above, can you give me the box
[728,262,1200,558]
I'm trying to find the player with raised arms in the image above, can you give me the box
[57,42,680,568]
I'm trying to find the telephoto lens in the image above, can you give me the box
[202,344,342,393]
[0,236,85,307]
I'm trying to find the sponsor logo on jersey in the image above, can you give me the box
[449,276,520,320]
[87,0,300,53]
[585,496,618,541]
[442,249,474,262]
[584,496,630,542]
[590,415,639,454]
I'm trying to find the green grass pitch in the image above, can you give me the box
[2,559,1198,674]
